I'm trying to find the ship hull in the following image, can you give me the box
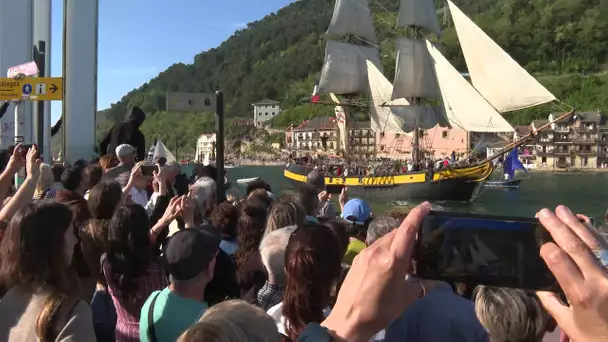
[284,162,493,203]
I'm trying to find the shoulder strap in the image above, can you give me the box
[147,291,161,342]
[50,296,81,341]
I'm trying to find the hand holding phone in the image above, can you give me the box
[416,211,558,291]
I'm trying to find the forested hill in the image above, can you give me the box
[97,0,608,155]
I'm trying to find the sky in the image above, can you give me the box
[49,0,296,122]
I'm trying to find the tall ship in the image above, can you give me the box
[284,0,573,202]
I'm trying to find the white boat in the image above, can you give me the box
[237,177,260,184]
[225,163,240,169]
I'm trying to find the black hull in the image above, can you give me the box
[285,163,486,203]
[484,179,522,188]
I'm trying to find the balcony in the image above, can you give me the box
[554,135,572,144]
[573,138,597,145]
[555,126,570,133]
[575,126,597,133]
[537,138,553,144]
[553,149,571,156]
[599,138,608,145]
[576,150,596,157]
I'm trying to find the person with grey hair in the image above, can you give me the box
[104,144,136,187]
[366,215,402,246]
[257,226,297,310]
[473,286,555,342]
[184,176,217,227]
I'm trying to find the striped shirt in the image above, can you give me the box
[102,259,168,342]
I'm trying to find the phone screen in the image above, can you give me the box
[416,211,559,291]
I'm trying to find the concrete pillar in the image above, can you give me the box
[63,0,98,162]
[34,0,52,162]
[0,0,34,148]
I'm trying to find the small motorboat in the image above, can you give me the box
[484,179,522,188]
[225,163,240,169]
[237,177,260,184]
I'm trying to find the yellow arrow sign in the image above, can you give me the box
[0,77,63,101]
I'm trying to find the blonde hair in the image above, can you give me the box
[34,163,54,198]
[178,300,280,342]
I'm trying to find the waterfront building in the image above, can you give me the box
[195,133,216,162]
[376,125,513,160]
[348,121,376,159]
[252,99,281,127]
[291,117,339,155]
[525,111,607,169]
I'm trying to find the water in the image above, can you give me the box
[201,165,607,221]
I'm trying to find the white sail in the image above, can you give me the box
[334,106,349,156]
[367,61,447,133]
[326,0,378,44]
[392,38,441,100]
[202,152,210,166]
[318,40,382,95]
[153,139,177,163]
[447,0,556,112]
[397,0,442,36]
[426,40,514,133]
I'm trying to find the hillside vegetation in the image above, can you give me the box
[95,0,608,155]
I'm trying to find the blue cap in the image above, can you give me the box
[341,198,372,225]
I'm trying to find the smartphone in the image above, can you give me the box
[416,211,559,291]
[140,165,156,176]
[18,144,35,159]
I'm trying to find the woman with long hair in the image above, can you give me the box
[0,201,96,340]
[99,155,119,172]
[264,199,306,236]
[212,202,240,256]
[103,204,168,341]
[55,190,93,301]
[234,199,268,298]
[266,224,342,341]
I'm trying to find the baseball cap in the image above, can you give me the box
[341,198,372,225]
[115,144,135,157]
[161,226,221,281]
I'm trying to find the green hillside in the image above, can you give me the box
[96,0,608,155]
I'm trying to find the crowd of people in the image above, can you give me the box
[0,142,605,342]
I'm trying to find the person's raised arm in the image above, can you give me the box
[50,115,63,137]
[0,145,40,221]
[0,144,26,205]
[99,126,112,156]
[315,202,431,342]
[536,206,608,342]
[0,102,9,120]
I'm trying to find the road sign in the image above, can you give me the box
[166,92,216,112]
[7,61,39,78]
[0,77,62,101]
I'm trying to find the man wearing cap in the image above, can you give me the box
[341,198,373,265]
[104,144,137,188]
[139,228,220,342]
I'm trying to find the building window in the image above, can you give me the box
[380,145,385,151]
[380,132,385,138]
[395,133,401,139]
[442,131,448,138]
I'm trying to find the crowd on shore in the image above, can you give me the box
[0,142,605,342]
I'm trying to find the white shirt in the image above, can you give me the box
[127,187,149,208]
